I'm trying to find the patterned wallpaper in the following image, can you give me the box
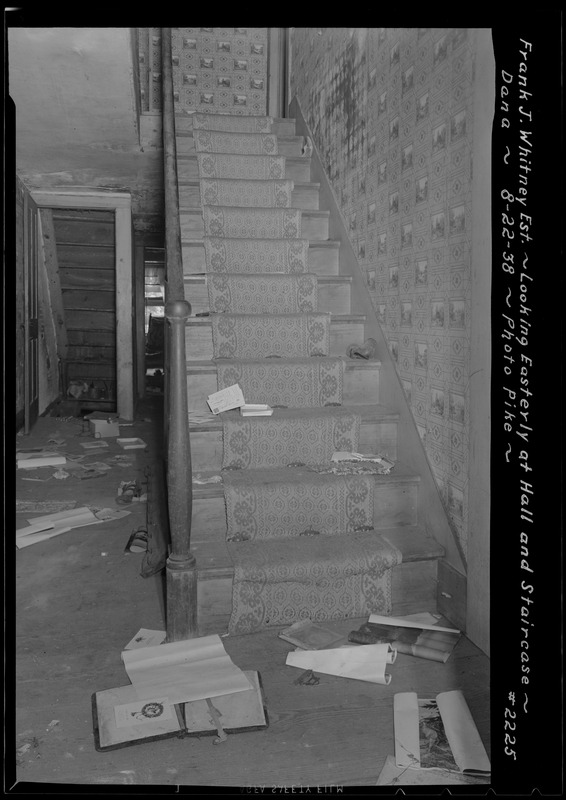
[290,27,475,556]
[137,28,269,116]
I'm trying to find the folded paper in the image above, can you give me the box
[286,643,396,685]
[121,634,252,705]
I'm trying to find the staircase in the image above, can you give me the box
[172,111,445,635]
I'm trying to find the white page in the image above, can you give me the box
[286,643,396,685]
[369,613,459,634]
[394,692,421,768]
[121,634,252,704]
[437,690,491,774]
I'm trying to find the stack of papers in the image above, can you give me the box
[240,404,273,417]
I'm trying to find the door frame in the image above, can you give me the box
[23,191,40,433]
[30,190,134,421]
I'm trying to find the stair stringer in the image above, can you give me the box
[290,96,467,578]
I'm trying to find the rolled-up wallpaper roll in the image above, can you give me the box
[286,643,396,685]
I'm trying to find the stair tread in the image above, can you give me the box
[193,461,421,500]
[181,237,340,248]
[178,179,320,189]
[180,207,329,217]
[193,525,443,575]
[186,356,381,373]
[177,130,304,143]
[184,274,351,283]
[189,403,398,432]
[186,313,365,323]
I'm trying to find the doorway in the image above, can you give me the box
[30,190,134,421]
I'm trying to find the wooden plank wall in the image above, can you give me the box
[52,209,117,410]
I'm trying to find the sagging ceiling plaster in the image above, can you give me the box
[8,27,164,232]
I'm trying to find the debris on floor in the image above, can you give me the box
[124,527,148,553]
[117,438,147,450]
[286,641,396,686]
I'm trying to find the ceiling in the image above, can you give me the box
[8,27,164,234]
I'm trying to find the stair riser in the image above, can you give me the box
[177,157,312,182]
[181,242,340,275]
[192,480,417,543]
[195,559,435,634]
[179,184,319,210]
[184,280,351,315]
[189,420,398,471]
[184,319,365,360]
[180,212,329,241]
[187,366,380,410]
[174,117,297,137]
[176,137,304,157]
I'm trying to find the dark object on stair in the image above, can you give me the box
[347,338,378,360]
[141,461,170,578]
[293,670,320,686]
[125,527,149,553]
[145,315,165,369]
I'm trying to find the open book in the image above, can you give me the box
[394,690,490,776]
[92,671,267,751]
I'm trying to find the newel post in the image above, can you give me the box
[165,299,198,641]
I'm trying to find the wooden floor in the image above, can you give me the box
[11,397,490,788]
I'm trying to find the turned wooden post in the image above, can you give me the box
[164,299,197,640]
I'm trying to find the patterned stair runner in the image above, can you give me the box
[215,357,344,407]
[192,111,401,632]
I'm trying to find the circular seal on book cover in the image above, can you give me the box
[141,702,165,719]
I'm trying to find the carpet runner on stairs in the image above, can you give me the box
[227,532,402,634]
[197,153,286,180]
[223,469,374,542]
[203,206,301,239]
[221,407,361,469]
[194,130,279,155]
[203,237,309,273]
[192,111,401,633]
[210,312,330,358]
[207,273,318,314]
[215,357,344,407]
[191,113,274,133]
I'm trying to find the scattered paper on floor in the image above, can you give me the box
[286,643,396,685]
[121,634,252,704]
[124,629,167,650]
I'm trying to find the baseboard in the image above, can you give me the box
[436,559,467,632]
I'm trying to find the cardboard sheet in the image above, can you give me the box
[286,643,396,685]
[121,634,252,705]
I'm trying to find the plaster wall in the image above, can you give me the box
[8,27,163,232]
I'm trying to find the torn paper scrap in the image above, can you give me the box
[124,629,167,650]
[207,384,245,415]
[114,697,173,728]
[286,643,396,685]
[17,455,66,470]
[121,634,252,704]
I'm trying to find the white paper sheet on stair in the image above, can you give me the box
[121,634,252,704]
[394,690,491,775]
[286,643,396,685]
[207,383,245,414]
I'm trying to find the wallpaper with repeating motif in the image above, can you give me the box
[137,28,269,115]
[290,27,475,556]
